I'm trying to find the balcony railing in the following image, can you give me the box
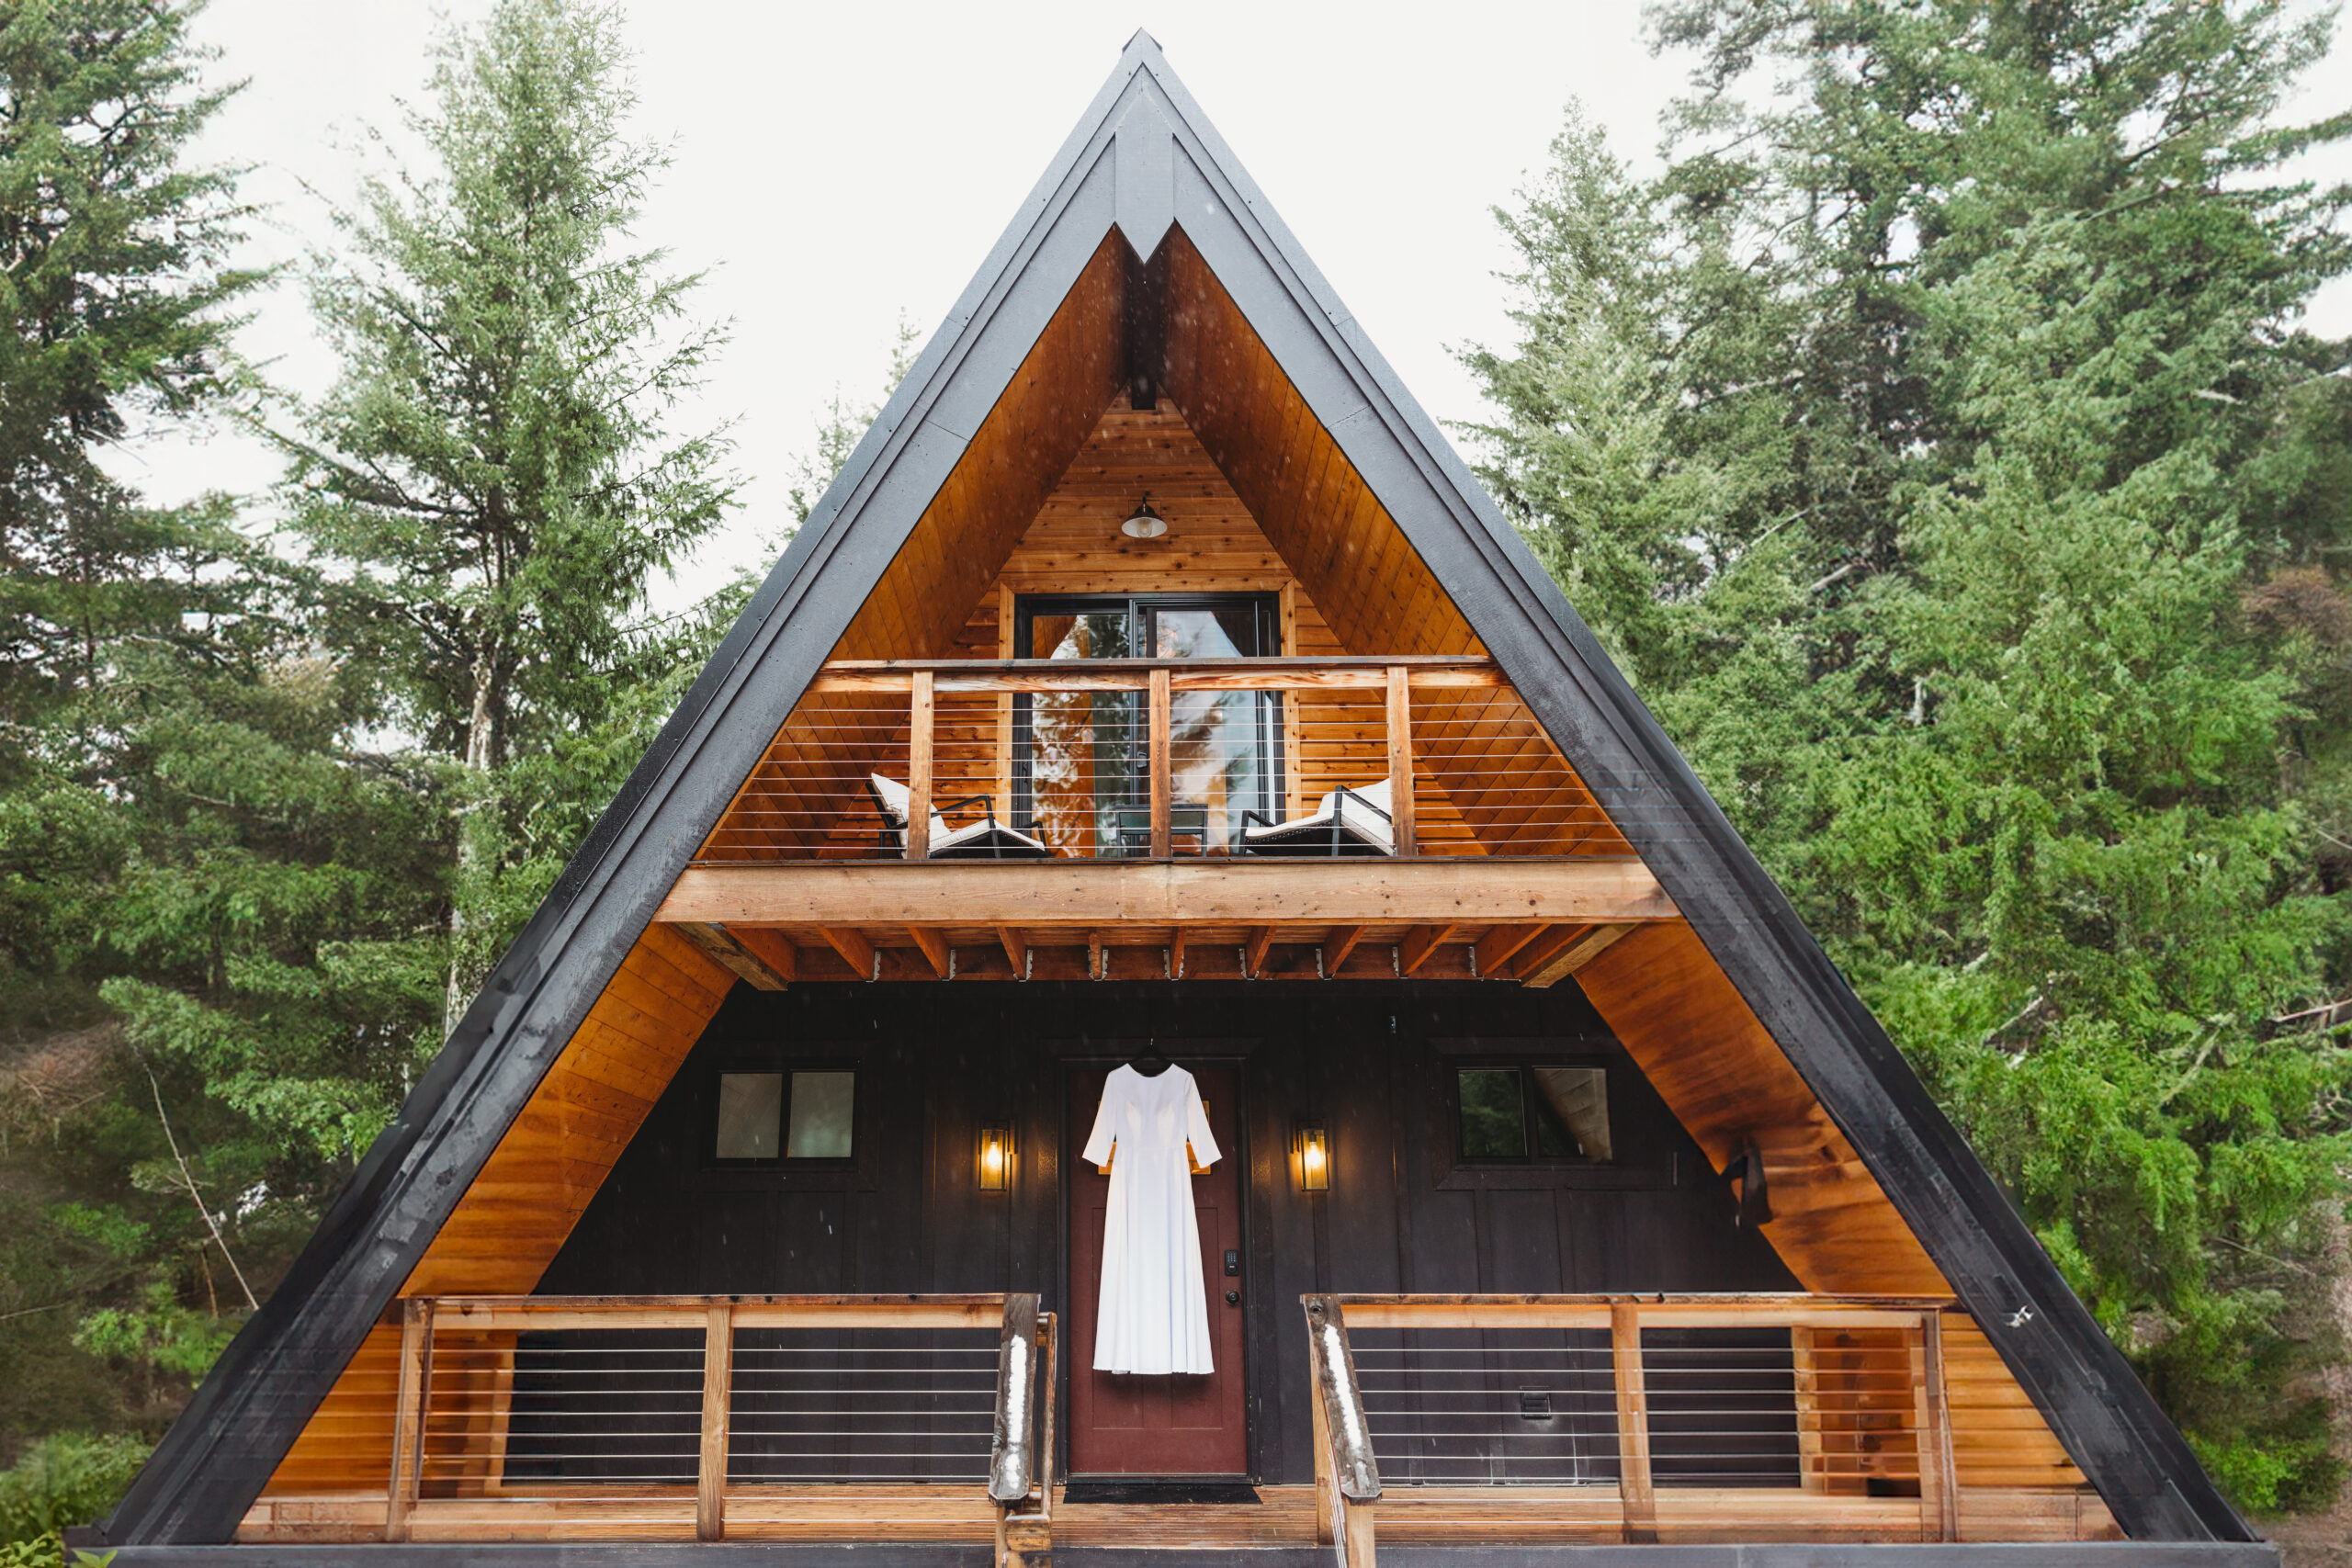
[697,657,1632,863]
[1304,1294,1963,1562]
[377,1293,1053,1556]
[245,1292,1986,1555]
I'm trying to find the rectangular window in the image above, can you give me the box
[715,1072,784,1160]
[713,1068,856,1164]
[1455,1066,1610,1163]
[785,1069,856,1159]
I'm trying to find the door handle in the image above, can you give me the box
[1225,1290,1239,1305]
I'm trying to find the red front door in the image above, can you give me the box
[1067,1062,1249,1477]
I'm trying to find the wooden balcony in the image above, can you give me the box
[699,656,1639,864]
[666,657,1680,986]
[238,1293,2118,1556]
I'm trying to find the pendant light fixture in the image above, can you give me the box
[1121,494,1168,539]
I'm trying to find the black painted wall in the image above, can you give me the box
[539,978,1795,1484]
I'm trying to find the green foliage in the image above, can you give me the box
[0,1433,147,1544]
[1469,0,2352,1513]
[280,0,738,1020]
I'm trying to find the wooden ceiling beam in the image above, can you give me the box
[996,925,1026,978]
[1521,922,1637,989]
[819,926,877,980]
[908,926,952,978]
[1324,925,1363,975]
[1243,925,1276,978]
[1474,922,1547,977]
[726,926,798,986]
[1398,922,1461,976]
[660,858,1675,929]
[1508,922,1594,982]
[670,922,792,992]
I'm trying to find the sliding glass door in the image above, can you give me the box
[1014,594,1282,857]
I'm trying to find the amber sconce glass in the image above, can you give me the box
[1294,1121,1330,1191]
[978,1123,1014,1191]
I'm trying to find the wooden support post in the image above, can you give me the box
[1385,666,1416,858]
[1307,1314,1336,1546]
[1281,584,1303,819]
[1305,1296,1380,1568]
[697,1302,734,1541]
[484,1337,515,1495]
[906,671,934,862]
[1149,666,1172,859]
[996,585,1016,825]
[1792,1325,1824,1495]
[1611,1301,1657,1545]
[1912,1314,1958,1540]
[385,1298,430,1542]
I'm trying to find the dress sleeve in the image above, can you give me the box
[1183,1075,1221,1168]
[1081,1076,1120,1167]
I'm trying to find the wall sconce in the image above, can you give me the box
[1294,1121,1330,1192]
[978,1123,1014,1191]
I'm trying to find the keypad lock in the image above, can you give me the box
[1224,1249,1239,1277]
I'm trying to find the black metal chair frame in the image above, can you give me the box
[865,780,1053,860]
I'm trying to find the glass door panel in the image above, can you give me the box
[1015,595,1281,857]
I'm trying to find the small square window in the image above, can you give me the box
[715,1072,784,1160]
[786,1070,856,1159]
[1455,1066,1610,1163]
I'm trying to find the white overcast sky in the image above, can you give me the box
[127,1,2350,609]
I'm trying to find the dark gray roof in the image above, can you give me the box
[103,30,2248,1546]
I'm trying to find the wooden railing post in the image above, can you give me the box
[697,1302,734,1541]
[1610,1301,1657,1545]
[1791,1325,1824,1494]
[991,1293,1051,1568]
[1912,1312,1958,1541]
[385,1297,431,1542]
[907,671,934,861]
[1148,667,1172,858]
[1305,1295,1379,1568]
[1385,667,1416,857]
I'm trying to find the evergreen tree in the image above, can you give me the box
[0,0,443,1449]
[280,0,736,1019]
[1469,0,2352,1510]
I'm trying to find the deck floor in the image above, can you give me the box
[240,1482,2112,1549]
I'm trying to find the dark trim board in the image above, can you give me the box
[89,1543,2286,1567]
[102,28,2248,1550]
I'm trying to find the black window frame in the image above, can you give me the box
[1449,1061,1611,1167]
[706,1062,861,1171]
[1011,592,1285,852]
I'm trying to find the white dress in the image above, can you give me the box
[1083,1065,1221,1374]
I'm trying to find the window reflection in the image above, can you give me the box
[1014,596,1279,856]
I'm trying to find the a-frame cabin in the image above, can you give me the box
[95,32,2275,1567]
